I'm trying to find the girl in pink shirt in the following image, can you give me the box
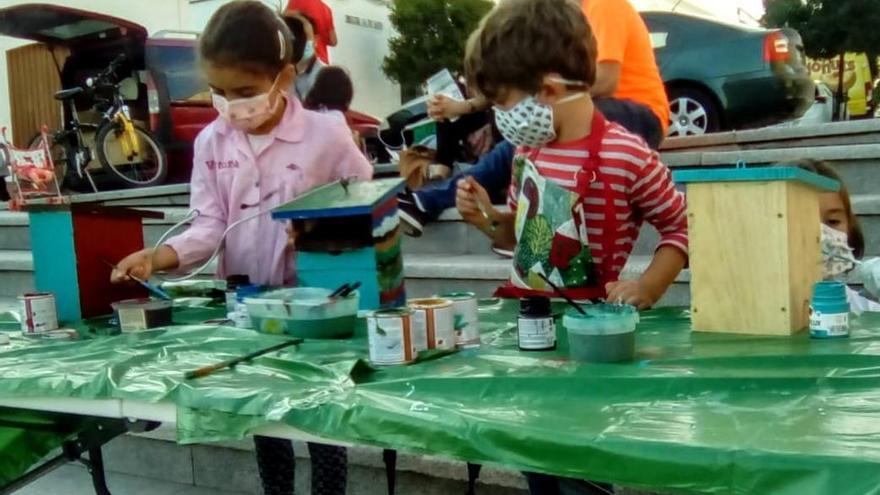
[112,1,369,493]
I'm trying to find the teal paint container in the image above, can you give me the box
[809,281,850,339]
[563,304,639,363]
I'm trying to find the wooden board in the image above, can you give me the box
[688,181,820,335]
[786,183,823,331]
[6,43,68,147]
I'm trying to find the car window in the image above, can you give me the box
[147,43,210,103]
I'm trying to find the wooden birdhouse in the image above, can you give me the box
[272,178,407,311]
[24,202,159,322]
[673,166,839,335]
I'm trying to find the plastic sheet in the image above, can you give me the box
[0,409,80,486]
[2,303,880,494]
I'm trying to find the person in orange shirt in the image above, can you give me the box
[583,0,669,149]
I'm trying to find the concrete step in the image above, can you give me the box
[661,119,880,152]
[662,144,880,195]
[98,427,527,495]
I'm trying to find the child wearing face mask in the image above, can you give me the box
[795,160,880,313]
[111,2,370,494]
[283,11,325,101]
[457,0,687,314]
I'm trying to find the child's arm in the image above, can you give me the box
[327,120,373,181]
[112,134,227,282]
[456,177,516,246]
[607,152,689,308]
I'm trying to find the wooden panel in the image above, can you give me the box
[72,211,147,318]
[7,44,68,147]
[786,183,823,332]
[688,181,799,335]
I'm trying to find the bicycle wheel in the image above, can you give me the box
[96,122,167,188]
[27,133,68,188]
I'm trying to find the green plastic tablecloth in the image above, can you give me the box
[2,302,880,494]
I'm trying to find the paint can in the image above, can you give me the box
[111,298,173,333]
[438,292,480,349]
[409,298,456,351]
[19,292,59,334]
[367,308,416,365]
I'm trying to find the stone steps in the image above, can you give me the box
[98,427,528,495]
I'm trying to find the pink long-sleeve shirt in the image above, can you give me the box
[165,96,372,286]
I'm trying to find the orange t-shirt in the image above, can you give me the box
[583,0,669,133]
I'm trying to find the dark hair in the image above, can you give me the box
[200,0,292,76]
[282,11,316,64]
[794,159,865,258]
[465,0,597,101]
[304,66,354,112]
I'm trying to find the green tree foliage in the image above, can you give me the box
[383,0,493,90]
[763,0,880,116]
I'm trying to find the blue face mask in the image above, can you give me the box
[303,41,316,61]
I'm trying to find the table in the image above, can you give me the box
[2,302,880,495]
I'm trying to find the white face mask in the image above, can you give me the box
[493,78,587,148]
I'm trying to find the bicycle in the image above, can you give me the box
[31,54,168,191]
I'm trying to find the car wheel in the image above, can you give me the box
[667,88,721,137]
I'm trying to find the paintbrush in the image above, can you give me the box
[537,272,587,316]
[184,338,303,380]
[101,259,172,301]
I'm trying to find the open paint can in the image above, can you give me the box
[367,308,416,365]
[19,292,59,334]
[111,298,173,333]
[409,298,455,351]
[437,292,481,349]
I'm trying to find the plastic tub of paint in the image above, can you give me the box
[111,298,173,333]
[245,287,359,339]
[562,304,639,363]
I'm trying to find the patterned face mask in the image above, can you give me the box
[493,79,587,148]
[821,223,856,280]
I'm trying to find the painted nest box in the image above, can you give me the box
[272,178,406,310]
[24,202,159,322]
[674,166,839,335]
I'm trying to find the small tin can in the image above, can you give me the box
[409,298,456,351]
[368,308,416,365]
[518,297,556,351]
[19,292,59,334]
[438,292,480,349]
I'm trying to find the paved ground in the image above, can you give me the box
[13,464,251,495]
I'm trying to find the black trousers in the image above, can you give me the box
[595,97,664,150]
[254,436,347,495]
[434,110,492,167]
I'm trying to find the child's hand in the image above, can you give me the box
[428,94,468,121]
[112,249,155,283]
[456,176,496,228]
[605,279,656,310]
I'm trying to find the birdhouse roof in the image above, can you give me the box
[271,178,405,221]
[673,166,840,192]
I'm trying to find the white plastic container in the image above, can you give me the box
[245,288,359,339]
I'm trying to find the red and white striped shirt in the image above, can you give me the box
[509,119,688,282]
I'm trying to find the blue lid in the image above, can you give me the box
[673,166,839,192]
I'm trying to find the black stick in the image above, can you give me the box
[537,272,587,316]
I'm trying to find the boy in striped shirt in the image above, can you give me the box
[456,0,687,310]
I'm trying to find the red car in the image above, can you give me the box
[0,4,382,186]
